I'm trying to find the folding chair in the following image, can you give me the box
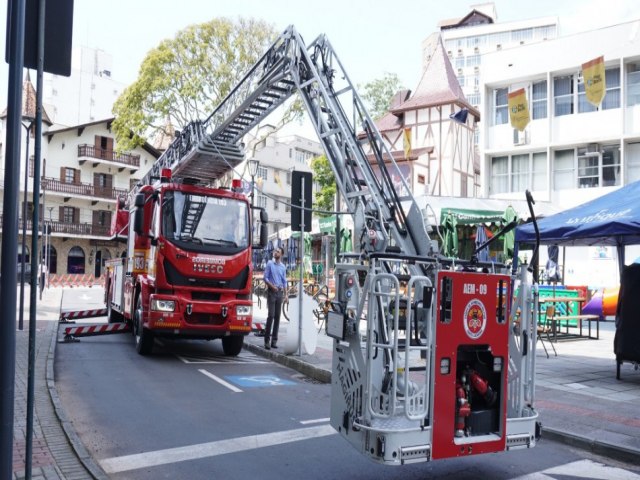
[537,305,558,358]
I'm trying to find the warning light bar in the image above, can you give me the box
[160,168,172,181]
[231,179,242,192]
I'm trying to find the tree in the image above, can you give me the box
[310,155,336,215]
[112,18,297,152]
[359,72,406,120]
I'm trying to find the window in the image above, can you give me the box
[67,246,85,274]
[466,54,480,68]
[532,81,547,119]
[63,167,77,184]
[627,143,640,182]
[417,174,426,184]
[577,151,598,187]
[532,152,547,190]
[554,75,573,116]
[457,75,465,87]
[494,88,508,125]
[274,198,279,211]
[602,145,621,186]
[62,207,75,223]
[553,149,575,189]
[627,63,640,106]
[455,55,465,69]
[286,171,292,185]
[467,93,480,106]
[257,194,267,209]
[295,149,314,164]
[602,67,621,110]
[29,155,35,177]
[493,152,548,194]
[511,154,529,192]
[257,166,267,180]
[490,156,508,194]
[285,202,291,213]
[576,144,621,188]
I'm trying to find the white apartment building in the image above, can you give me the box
[423,3,558,109]
[250,130,323,238]
[481,19,640,287]
[43,46,126,127]
[0,78,158,283]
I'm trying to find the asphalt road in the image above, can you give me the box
[55,329,640,480]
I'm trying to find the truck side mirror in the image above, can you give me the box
[259,223,268,248]
[133,194,145,235]
[260,209,268,223]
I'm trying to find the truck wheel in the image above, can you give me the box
[134,296,154,355]
[107,296,123,324]
[222,336,244,356]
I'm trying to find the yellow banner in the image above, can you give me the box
[403,128,411,159]
[582,56,605,107]
[508,88,530,132]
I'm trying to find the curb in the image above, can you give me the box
[46,321,110,480]
[541,426,640,465]
[243,341,332,384]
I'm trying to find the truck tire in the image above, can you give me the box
[107,295,123,324]
[222,336,244,356]
[134,296,154,355]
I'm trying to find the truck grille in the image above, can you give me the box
[164,260,248,290]
[185,313,227,325]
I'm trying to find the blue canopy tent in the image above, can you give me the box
[515,181,640,276]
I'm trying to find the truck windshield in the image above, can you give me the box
[162,190,249,253]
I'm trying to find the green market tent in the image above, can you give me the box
[439,207,519,260]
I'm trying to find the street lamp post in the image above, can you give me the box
[247,158,260,208]
[18,119,34,331]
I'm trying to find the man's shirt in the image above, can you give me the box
[264,260,287,290]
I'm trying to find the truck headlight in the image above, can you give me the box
[151,299,176,312]
[236,305,251,316]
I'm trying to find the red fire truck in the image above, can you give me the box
[104,124,267,356]
[107,24,541,464]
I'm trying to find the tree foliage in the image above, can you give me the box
[310,155,336,215]
[359,72,406,120]
[112,18,281,151]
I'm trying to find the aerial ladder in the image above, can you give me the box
[132,25,540,464]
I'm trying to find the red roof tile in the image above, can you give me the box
[392,35,479,119]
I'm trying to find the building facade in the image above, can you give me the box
[250,131,323,238]
[0,78,158,285]
[481,19,640,286]
[423,2,558,110]
[43,46,126,127]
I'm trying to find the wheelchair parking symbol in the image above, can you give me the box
[225,375,296,388]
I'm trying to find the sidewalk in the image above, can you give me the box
[12,287,640,480]
[245,303,640,464]
[12,286,103,480]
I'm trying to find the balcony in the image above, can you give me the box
[77,144,140,171]
[42,177,129,201]
[2,217,111,238]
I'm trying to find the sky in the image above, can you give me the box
[0,0,637,114]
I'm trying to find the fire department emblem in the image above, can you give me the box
[463,299,487,340]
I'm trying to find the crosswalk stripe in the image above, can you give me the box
[99,424,337,474]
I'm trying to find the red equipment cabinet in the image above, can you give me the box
[432,270,510,459]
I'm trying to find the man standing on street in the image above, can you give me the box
[263,247,287,349]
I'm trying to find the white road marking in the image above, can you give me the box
[176,353,267,364]
[198,369,243,393]
[543,459,640,479]
[513,459,640,480]
[99,424,336,474]
[300,418,330,425]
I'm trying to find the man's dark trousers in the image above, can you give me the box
[265,289,284,346]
